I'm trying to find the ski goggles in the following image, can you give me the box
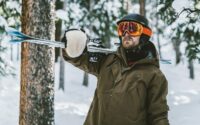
[117,21,152,37]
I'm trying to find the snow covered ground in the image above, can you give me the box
[1,0,199,124]
[0,57,200,125]
[161,63,200,125]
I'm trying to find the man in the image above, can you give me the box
[62,13,170,125]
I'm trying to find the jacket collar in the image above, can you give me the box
[115,46,160,70]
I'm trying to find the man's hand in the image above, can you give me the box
[62,29,88,58]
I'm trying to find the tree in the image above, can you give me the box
[82,0,94,87]
[139,0,146,16]
[64,0,127,46]
[123,0,131,11]
[145,1,166,59]
[62,0,127,86]
[55,0,65,91]
[0,0,20,77]
[157,0,200,79]
[19,0,55,124]
[158,0,200,60]
[0,44,15,77]
[83,72,89,86]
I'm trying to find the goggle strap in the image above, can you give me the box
[143,27,152,37]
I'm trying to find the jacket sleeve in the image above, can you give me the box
[62,48,103,77]
[147,70,170,125]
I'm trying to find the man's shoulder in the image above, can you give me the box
[138,63,166,78]
[101,53,117,66]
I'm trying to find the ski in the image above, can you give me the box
[10,39,65,48]
[5,27,171,64]
[87,46,117,54]
[5,27,117,54]
[6,27,66,48]
[160,59,171,64]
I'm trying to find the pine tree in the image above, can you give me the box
[157,0,200,79]
[139,0,146,16]
[0,0,20,77]
[55,0,65,91]
[19,0,55,124]
[64,0,127,46]
[157,0,200,61]
[61,0,127,86]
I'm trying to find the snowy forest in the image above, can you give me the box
[0,0,200,125]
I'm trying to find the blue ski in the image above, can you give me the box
[5,27,171,64]
[6,27,65,48]
[5,27,117,53]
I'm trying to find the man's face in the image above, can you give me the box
[122,33,140,49]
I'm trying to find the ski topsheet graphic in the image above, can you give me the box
[6,27,171,64]
[6,27,68,48]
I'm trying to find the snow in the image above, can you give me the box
[0,59,97,125]
[159,60,200,125]
[0,16,8,27]
[196,2,200,9]
[103,0,123,17]
[56,9,69,21]
[1,0,200,125]
[54,61,97,125]
[172,0,193,12]
[0,67,20,125]
[0,52,200,125]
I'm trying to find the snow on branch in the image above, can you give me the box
[178,8,200,17]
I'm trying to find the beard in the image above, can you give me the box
[122,36,133,41]
[122,36,137,49]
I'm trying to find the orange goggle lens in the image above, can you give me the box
[117,22,152,37]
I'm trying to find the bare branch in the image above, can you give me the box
[177,8,200,18]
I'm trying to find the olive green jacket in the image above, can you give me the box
[62,46,170,125]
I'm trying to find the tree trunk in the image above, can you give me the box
[82,0,94,87]
[155,3,162,59]
[139,0,146,16]
[83,72,89,87]
[17,44,20,61]
[54,0,63,62]
[59,53,65,90]
[10,44,13,61]
[156,33,162,58]
[188,60,194,79]
[55,0,65,91]
[172,39,182,64]
[123,0,131,12]
[19,0,55,125]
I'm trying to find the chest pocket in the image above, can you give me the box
[126,73,147,113]
[106,75,144,122]
[97,61,122,93]
[111,61,123,85]
[98,62,147,122]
